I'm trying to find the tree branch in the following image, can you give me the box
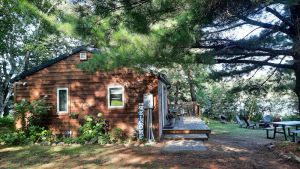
[211,65,261,77]
[205,22,247,34]
[265,7,294,28]
[194,42,293,56]
[214,58,294,69]
[101,0,150,13]
[260,56,287,86]
[215,52,272,57]
[236,15,291,35]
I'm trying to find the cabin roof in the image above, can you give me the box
[11,46,171,87]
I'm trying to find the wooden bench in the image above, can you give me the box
[290,130,300,142]
[265,126,293,139]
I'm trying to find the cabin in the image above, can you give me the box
[12,46,170,140]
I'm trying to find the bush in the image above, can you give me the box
[98,134,111,144]
[63,137,85,144]
[0,116,14,129]
[282,114,300,121]
[28,99,51,126]
[14,98,50,132]
[110,128,126,143]
[1,131,29,145]
[78,113,110,144]
[28,126,54,143]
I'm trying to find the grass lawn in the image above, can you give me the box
[208,120,266,139]
[0,120,298,169]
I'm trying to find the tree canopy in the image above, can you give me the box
[1,0,300,115]
[71,0,300,113]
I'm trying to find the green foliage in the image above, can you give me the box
[0,131,29,145]
[0,125,54,145]
[0,99,53,145]
[198,83,238,121]
[78,113,110,144]
[282,114,300,121]
[14,98,50,132]
[28,126,53,143]
[14,99,30,131]
[63,137,85,144]
[97,134,111,145]
[0,116,14,130]
[110,128,126,143]
[243,96,264,122]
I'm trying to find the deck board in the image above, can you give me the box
[163,116,210,130]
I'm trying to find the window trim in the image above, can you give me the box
[107,85,125,109]
[57,88,69,114]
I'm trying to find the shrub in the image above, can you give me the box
[28,99,51,126]
[63,137,85,144]
[282,114,300,121]
[98,134,111,144]
[14,98,50,132]
[1,131,29,145]
[0,116,14,129]
[28,126,54,143]
[78,113,109,144]
[110,128,126,143]
[14,99,30,132]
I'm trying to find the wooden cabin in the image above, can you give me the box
[12,46,170,140]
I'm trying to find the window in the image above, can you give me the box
[57,88,68,113]
[108,86,124,108]
[80,52,87,60]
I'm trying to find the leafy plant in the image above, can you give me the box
[282,114,300,121]
[14,99,30,131]
[0,131,29,145]
[14,98,50,132]
[98,134,111,144]
[110,128,126,143]
[70,112,79,119]
[78,113,110,144]
[0,116,14,129]
[28,125,53,143]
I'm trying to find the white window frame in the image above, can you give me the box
[79,52,87,60]
[107,85,125,109]
[57,88,69,114]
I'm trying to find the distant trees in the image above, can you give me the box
[0,0,78,117]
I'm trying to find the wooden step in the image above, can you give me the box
[163,129,211,135]
[163,134,208,141]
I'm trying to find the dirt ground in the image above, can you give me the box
[1,134,299,169]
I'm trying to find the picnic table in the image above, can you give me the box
[272,121,300,140]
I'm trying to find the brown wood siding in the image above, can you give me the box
[14,51,161,140]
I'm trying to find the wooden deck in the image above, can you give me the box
[162,117,211,140]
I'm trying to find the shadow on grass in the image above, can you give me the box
[0,144,111,168]
[0,122,297,169]
[0,141,298,169]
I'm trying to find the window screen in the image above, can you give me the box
[57,88,68,112]
[109,87,124,107]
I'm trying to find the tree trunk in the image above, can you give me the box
[0,90,4,118]
[294,67,300,114]
[174,82,179,104]
[186,69,197,102]
[291,4,300,114]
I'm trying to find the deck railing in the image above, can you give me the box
[169,102,201,117]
